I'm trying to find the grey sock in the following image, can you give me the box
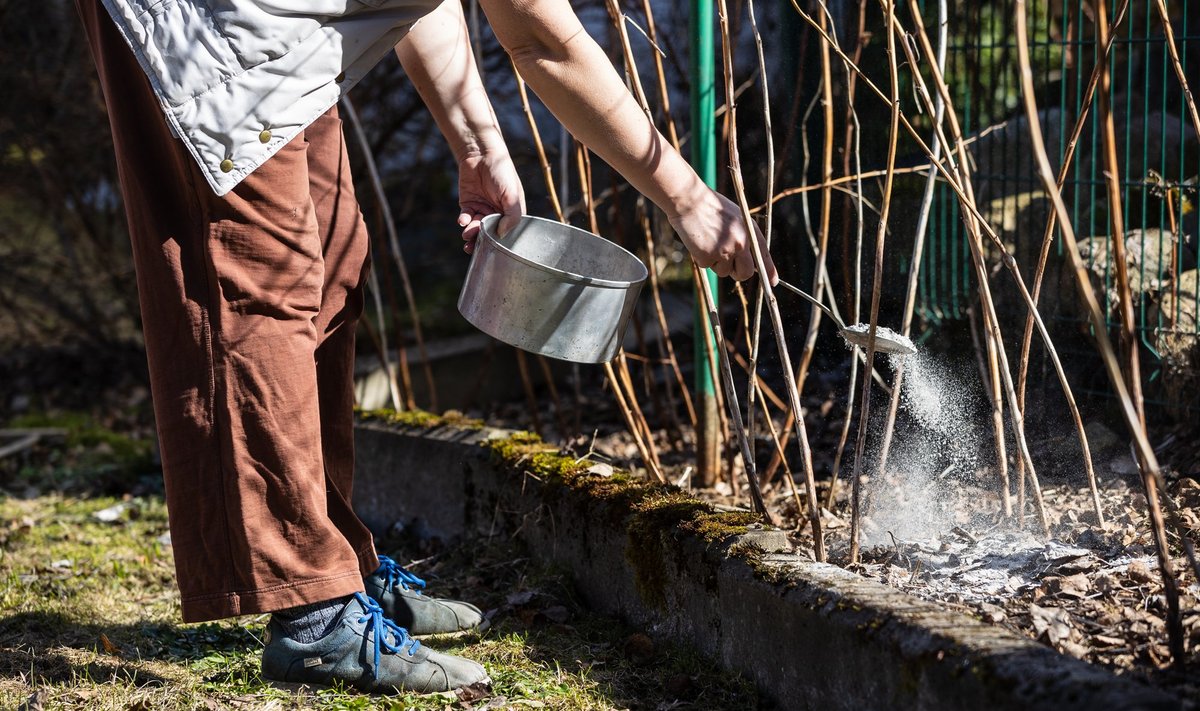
[272,595,352,644]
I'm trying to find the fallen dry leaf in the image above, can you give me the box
[585,462,614,477]
[1126,560,1155,585]
[17,691,44,711]
[1029,604,1074,646]
[978,602,1006,623]
[505,591,536,607]
[539,605,570,624]
[455,681,492,703]
[623,632,655,664]
[1058,573,1091,599]
[1092,573,1120,593]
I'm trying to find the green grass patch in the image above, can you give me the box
[1,490,764,709]
[3,412,156,495]
[8,413,152,465]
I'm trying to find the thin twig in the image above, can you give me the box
[825,356,859,510]
[617,5,695,434]
[511,65,565,221]
[340,98,434,410]
[791,0,837,416]
[875,0,946,483]
[743,0,773,487]
[716,0,817,549]
[617,351,665,472]
[535,354,570,440]
[757,163,940,209]
[1093,0,1142,427]
[639,203,697,430]
[358,308,402,411]
[576,138,665,474]
[1012,0,1183,666]
[0,433,40,460]
[848,0,900,564]
[1151,0,1200,137]
[604,361,667,483]
[869,2,1056,533]
[1011,0,1129,527]
[514,349,545,436]
[693,264,775,521]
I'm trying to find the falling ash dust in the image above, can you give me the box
[860,351,986,545]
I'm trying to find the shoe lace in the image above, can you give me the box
[354,592,421,677]
[376,555,427,593]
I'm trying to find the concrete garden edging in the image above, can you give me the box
[352,417,1180,710]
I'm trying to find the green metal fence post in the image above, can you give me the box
[691,0,721,487]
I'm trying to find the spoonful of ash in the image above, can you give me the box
[776,279,917,357]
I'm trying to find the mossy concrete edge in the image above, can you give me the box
[352,418,1180,711]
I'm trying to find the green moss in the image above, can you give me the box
[356,407,483,430]
[485,433,664,531]
[685,511,759,542]
[484,431,590,480]
[7,412,153,474]
[625,492,761,607]
[728,541,767,561]
[729,541,798,589]
[483,432,764,608]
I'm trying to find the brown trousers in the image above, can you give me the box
[78,0,380,622]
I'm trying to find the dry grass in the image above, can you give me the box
[1,456,762,710]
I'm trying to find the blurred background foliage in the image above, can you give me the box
[1,0,1197,424]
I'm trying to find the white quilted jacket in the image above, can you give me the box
[100,0,441,195]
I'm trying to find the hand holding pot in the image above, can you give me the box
[456,145,525,254]
[668,188,778,284]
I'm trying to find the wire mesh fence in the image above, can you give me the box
[917,0,1198,408]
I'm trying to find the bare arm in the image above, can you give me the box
[396,0,525,248]
[477,0,775,282]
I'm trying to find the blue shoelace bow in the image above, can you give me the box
[376,555,427,593]
[353,592,420,677]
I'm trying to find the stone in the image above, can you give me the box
[1083,421,1121,453]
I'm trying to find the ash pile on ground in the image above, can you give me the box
[482,341,1199,701]
[775,348,1199,701]
[848,477,1200,704]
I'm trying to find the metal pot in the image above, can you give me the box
[458,214,648,364]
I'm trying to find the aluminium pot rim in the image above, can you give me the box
[479,214,649,290]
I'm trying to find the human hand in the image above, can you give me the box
[457,146,526,253]
[668,188,778,284]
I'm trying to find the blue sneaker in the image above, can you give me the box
[364,556,484,636]
[261,592,488,693]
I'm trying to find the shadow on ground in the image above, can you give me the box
[0,611,258,686]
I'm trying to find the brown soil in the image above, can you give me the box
[469,358,1200,704]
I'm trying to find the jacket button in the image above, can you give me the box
[258,130,272,143]
[219,159,234,173]
[336,71,346,83]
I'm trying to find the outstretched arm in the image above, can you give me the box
[477,0,776,282]
[396,0,525,251]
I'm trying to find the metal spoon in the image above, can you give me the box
[776,279,917,356]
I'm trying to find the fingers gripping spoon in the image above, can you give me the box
[776,279,917,357]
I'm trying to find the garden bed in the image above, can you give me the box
[460,343,1200,705]
[350,413,1185,710]
[815,478,1199,705]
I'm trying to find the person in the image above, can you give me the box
[76,0,777,694]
